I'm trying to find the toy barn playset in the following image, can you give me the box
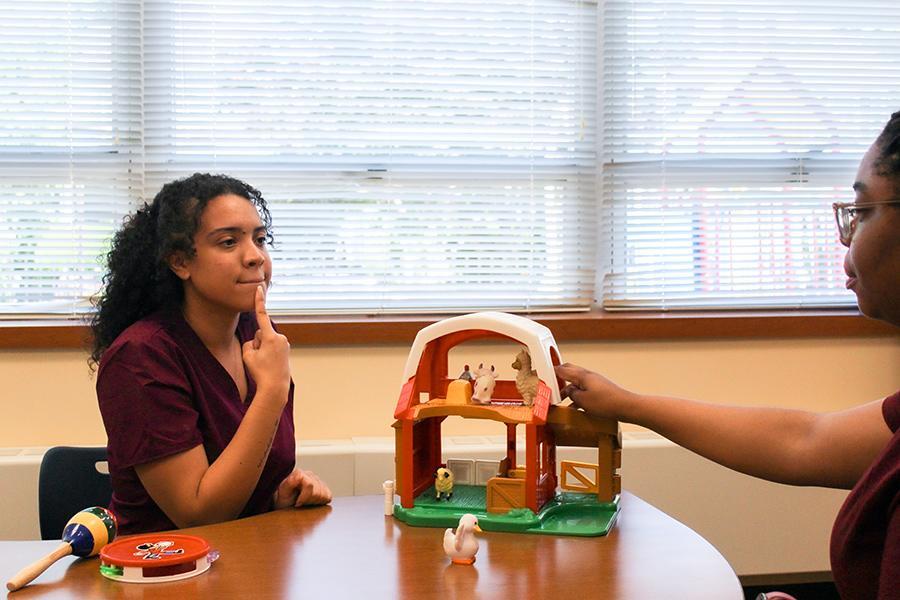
[391,312,622,537]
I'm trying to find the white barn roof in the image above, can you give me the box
[401,311,563,405]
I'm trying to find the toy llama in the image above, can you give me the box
[511,348,539,406]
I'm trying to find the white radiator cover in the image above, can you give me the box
[0,433,846,577]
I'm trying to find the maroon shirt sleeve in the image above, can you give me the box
[880,497,900,599]
[878,392,900,599]
[831,391,900,600]
[883,391,900,432]
[98,331,204,470]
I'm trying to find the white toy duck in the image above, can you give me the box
[443,513,482,565]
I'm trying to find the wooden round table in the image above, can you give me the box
[2,492,742,599]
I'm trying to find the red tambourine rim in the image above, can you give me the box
[100,533,211,567]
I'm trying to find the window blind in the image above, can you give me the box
[0,0,142,316]
[0,0,596,317]
[600,0,900,310]
[9,1,888,318]
[143,0,598,314]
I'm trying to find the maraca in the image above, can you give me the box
[6,506,117,592]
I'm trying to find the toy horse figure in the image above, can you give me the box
[471,364,496,404]
[511,348,539,406]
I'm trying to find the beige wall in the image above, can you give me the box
[1,335,898,446]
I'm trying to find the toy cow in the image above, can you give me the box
[472,364,496,404]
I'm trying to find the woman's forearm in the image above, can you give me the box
[555,363,887,489]
[187,393,285,525]
[626,394,823,485]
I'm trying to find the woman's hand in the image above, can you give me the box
[554,362,637,420]
[273,468,333,509]
[242,285,291,406]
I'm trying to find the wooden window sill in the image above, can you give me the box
[1,309,895,350]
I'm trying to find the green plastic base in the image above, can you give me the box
[393,484,619,537]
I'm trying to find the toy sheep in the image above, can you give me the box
[511,348,539,406]
[435,467,454,500]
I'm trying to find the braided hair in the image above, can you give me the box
[89,173,272,368]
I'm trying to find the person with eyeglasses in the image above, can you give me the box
[556,111,900,600]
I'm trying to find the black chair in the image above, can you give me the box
[38,446,112,540]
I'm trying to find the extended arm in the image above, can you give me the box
[556,363,892,489]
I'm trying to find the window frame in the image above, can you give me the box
[3,309,894,350]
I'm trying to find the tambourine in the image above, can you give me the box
[99,533,218,584]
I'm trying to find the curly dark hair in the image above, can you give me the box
[89,173,272,368]
[874,110,900,184]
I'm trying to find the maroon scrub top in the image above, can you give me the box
[831,390,900,600]
[97,309,296,535]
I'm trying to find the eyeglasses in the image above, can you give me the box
[832,199,900,246]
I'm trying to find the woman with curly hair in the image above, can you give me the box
[557,112,900,600]
[91,173,331,535]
